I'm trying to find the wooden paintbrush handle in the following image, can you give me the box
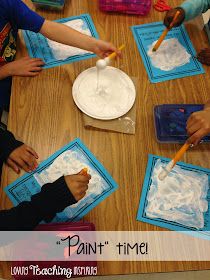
[80,168,88,176]
[153,28,169,51]
[152,10,181,52]
[169,10,181,30]
[173,143,190,165]
[108,44,125,60]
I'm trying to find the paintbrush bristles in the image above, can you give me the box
[158,142,190,181]
[158,160,174,181]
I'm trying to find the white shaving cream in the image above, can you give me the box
[34,150,106,205]
[147,38,191,71]
[72,66,136,120]
[146,160,209,229]
[47,19,92,60]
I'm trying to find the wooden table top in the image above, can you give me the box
[1,0,210,278]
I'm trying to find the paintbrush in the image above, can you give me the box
[158,142,191,181]
[152,10,181,52]
[108,44,125,60]
[80,168,88,176]
[96,44,125,69]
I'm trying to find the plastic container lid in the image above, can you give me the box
[32,0,65,9]
[99,0,152,15]
[154,104,210,143]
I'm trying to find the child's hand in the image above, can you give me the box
[186,109,210,145]
[6,57,44,77]
[164,8,185,28]
[197,48,210,65]
[7,144,39,173]
[64,170,91,201]
[91,39,121,59]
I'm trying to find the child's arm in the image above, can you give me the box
[164,0,210,28]
[181,0,210,21]
[0,173,90,230]
[40,20,120,58]
[186,100,210,145]
[0,57,44,80]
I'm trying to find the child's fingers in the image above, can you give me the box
[164,11,176,27]
[187,129,206,145]
[31,67,43,72]
[186,123,201,135]
[117,50,122,58]
[76,175,91,183]
[14,157,31,173]
[26,146,39,159]
[7,158,20,174]
[30,58,44,63]
[30,59,45,67]
[78,183,88,192]
[21,153,38,170]
[27,72,40,77]
[164,8,184,28]
[75,192,86,201]
[78,170,91,179]
[186,116,194,129]
[32,61,45,67]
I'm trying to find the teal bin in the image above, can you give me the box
[32,0,65,10]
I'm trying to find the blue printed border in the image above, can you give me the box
[137,154,210,240]
[5,138,118,222]
[23,14,99,69]
[131,22,205,83]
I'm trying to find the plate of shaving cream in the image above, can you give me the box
[72,66,136,120]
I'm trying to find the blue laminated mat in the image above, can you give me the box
[5,138,118,223]
[137,154,210,240]
[131,22,205,83]
[23,14,98,69]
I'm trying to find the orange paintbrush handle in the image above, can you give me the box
[152,29,169,51]
[108,44,125,60]
[173,143,190,166]
[169,10,181,29]
[80,168,88,176]
[152,10,181,52]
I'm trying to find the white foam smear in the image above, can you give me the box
[147,38,191,71]
[47,19,92,60]
[158,160,174,181]
[73,66,136,120]
[34,150,106,207]
[146,159,209,229]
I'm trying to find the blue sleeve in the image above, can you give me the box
[0,0,45,32]
[181,0,210,21]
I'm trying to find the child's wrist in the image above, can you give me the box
[87,37,99,53]
[2,63,13,76]
[0,63,13,79]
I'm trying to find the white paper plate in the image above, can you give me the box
[72,66,136,120]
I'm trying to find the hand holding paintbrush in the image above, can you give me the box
[152,10,181,52]
[96,44,125,69]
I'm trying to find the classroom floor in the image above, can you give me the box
[77,270,210,280]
